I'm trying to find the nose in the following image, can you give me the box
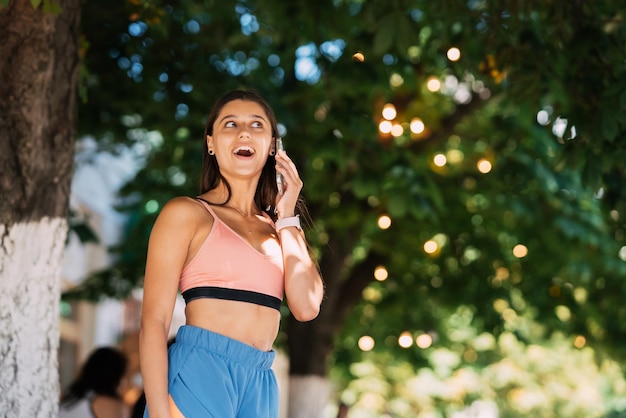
[238,128,251,139]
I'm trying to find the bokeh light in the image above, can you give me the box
[382,103,397,120]
[410,118,425,134]
[358,336,375,351]
[378,120,392,134]
[145,199,159,213]
[390,124,404,137]
[537,109,550,125]
[433,154,447,167]
[424,239,438,254]
[427,76,441,92]
[574,335,586,348]
[398,331,413,348]
[513,244,528,258]
[374,266,388,281]
[447,47,461,61]
[416,333,433,348]
[378,215,392,229]
[446,149,464,164]
[477,158,492,173]
[390,73,404,87]
[555,305,571,322]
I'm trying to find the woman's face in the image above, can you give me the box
[207,99,274,180]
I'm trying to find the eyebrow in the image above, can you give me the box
[218,114,267,124]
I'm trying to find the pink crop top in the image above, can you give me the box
[179,198,285,311]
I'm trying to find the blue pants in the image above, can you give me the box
[145,325,279,418]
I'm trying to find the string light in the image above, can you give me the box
[374,266,388,281]
[398,332,413,348]
[358,336,375,351]
[447,47,461,62]
[378,215,392,229]
[513,244,528,258]
[382,103,397,120]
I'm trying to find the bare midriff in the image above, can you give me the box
[184,298,281,352]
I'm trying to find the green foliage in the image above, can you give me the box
[0,0,59,10]
[333,310,626,417]
[70,0,626,412]
[26,0,61,13]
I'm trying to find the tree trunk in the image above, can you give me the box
[285,232,385,418]
[288,375,334,418]
[0,220,67,416]
[0,0,81,415]
[286,316,335,418]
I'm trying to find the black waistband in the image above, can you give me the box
[182,286,282,311]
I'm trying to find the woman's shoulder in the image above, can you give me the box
[159,196,211,218]
[153,196,214,234]
[163,195,202,210]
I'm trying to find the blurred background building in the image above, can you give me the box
[58,136,182,405]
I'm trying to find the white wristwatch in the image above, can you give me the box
[275,215,301,232]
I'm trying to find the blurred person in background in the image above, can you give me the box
[59,346,130,418]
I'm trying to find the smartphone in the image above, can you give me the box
[275,137,284,195]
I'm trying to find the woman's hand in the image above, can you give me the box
[275,149,302,218]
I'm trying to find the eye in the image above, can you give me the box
[251,121,263,128]
[225,121,236,128]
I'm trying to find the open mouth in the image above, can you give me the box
[233,146,255,157]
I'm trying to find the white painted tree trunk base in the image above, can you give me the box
[0,218,67,417]
[288,375,334,418]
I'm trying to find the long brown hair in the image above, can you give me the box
[200,88,304,221]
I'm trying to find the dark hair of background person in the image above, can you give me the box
[60,346,128,407]
[199,88,311,224]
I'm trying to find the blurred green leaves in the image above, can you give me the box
[67,0,626,413]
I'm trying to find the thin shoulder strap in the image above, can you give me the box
[195,197,219,217]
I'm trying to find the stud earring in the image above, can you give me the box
[208,148,214,155]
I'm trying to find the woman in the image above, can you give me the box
[59,346,129,418]
[139,88,324,417]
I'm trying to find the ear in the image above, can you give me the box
[206,134,213,150]
[269,137,276,156]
